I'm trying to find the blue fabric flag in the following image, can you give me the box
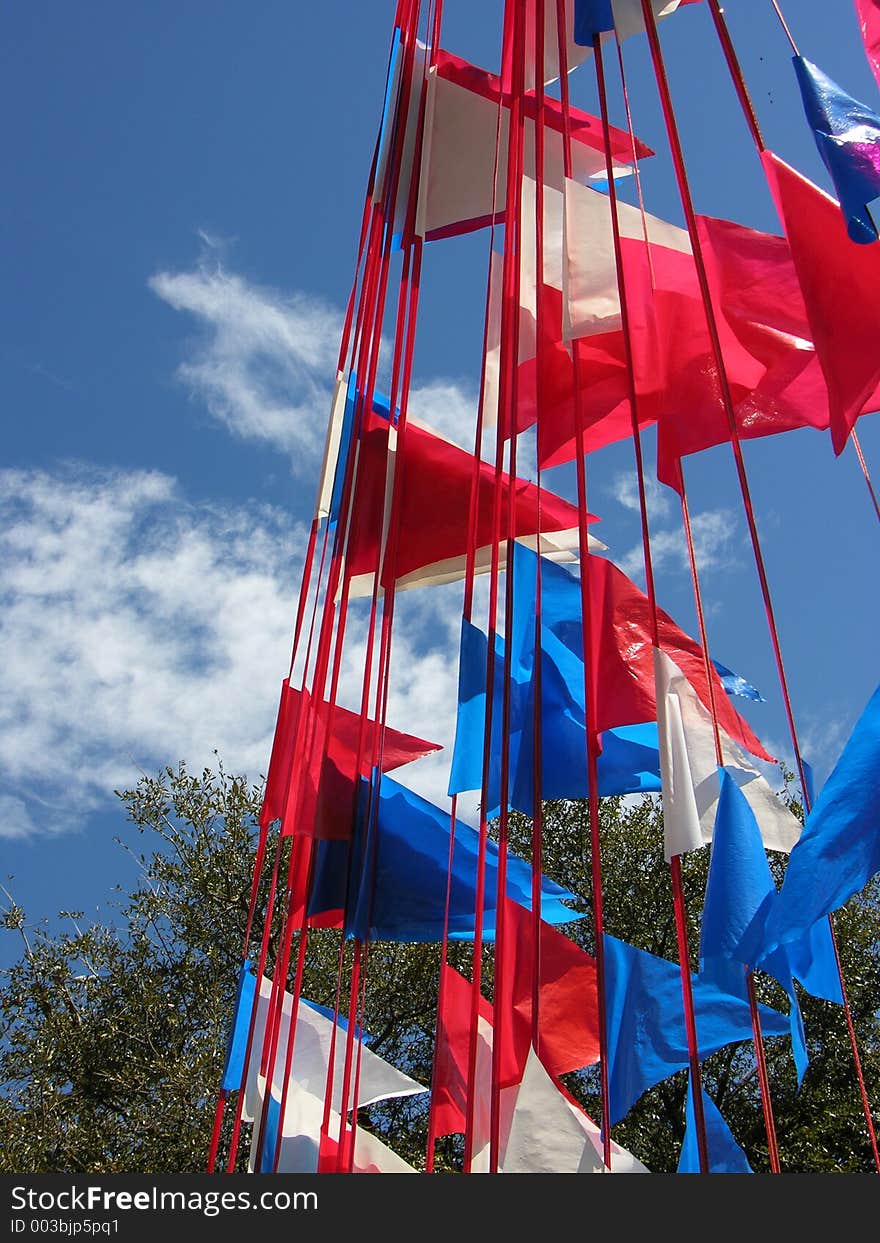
[764,680,880,954]
[259,1091,283,1173]
[221,960,258,1092]
[678,1075,753,1174]
[448,616,663,817]
[448,545,760,818]
[309,772,579,942]
[700,770,808,1084]
[793,56,880,244]
[712,659,764,703]
[574,0,614,43]
[603,933,790,1125]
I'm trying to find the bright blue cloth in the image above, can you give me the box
[712,658,764,702]
[447,616,663,817]
[221,960,258,1092]
[448,542,757,817]
[308,772,579,942]
[602,933,790,1125]
[678,1075,753,1174]
[574,0,614,43]
[700,770,808,1084]
[764,680,880,953]
[793,56,880,244]
[259,1091,283,1173]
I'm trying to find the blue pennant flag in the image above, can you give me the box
[221,960,258,1092]
[700,770,809,1084]
[793,56,880,243]
[678,1074,753,1174]
[574,0,614,43]
[712,658,764,703]
[448,616,663,817]
[308,772,579,942]
[763,680,880,954]
[449,541,761,817]
[602,933,790,1125]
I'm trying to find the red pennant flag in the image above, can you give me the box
[431,907,600,1135]
[430,963,495,1138]
[506,179,850,487]
[763,149,880,455]
[587,555,774,760]
[856,0,880,88]
[343,415,597,595]
[497,899,600,1087]
[261,682,441,840]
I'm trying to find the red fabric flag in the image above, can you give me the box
[343,415,596,595]
[261,682,441,840]
[431,908,600,1135]
[528,230,831,487]
[430,963,495,1138]
[587,555,774,760]
[497,898,600,1087]
[505,179,864,486]
[762,149,880,455]
[856,0,880,88]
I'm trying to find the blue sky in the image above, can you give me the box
[2,1,879,961]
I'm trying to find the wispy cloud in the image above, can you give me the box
[609,471,672,522]
[0,465,468,838]
[616,508,741,582]
[0,466,306,836]
[150,252,481,474]
[149,259,341,465]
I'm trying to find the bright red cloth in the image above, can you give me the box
[763,149,880,455]
[260,683,441,840]
[343,416,595,589]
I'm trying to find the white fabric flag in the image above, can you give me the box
[248,1077,417,1174]
[466,1013,497,1175]
[482,177,565,429]
[499,1047,649,1172]
[415,62,623,242]
[520,0,686,89]
[472,1035,649,1174]
[562,175,691,342]
[241,975,427,1123]
[654,648,803,862]
[500,1047,606,1173]
[315,371,348,520]
[609,0,684,41]
[562,1097,650,1173]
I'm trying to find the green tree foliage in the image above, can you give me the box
[1,763,878,1174]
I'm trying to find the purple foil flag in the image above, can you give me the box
[793,55,880,243]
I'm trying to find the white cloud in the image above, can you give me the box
[0,465,469,838]
[616,508,741,581]
[0,794,42,841]
[609,471,672,521]
[149,260,341,466]
[150,255,484,481]
[0,466,307,836]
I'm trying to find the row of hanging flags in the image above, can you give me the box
[207,0,880,1174]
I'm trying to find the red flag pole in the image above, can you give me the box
[592,28,715,1174]
[462,0,519,1176]
[552,0,615,1171]
[486,0,530,1174]
[702,0,880,1170]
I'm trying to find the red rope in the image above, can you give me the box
[700,0,880,1169]
[551,1,616,1170]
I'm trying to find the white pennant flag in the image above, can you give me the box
[248,1076,417,1174]
[654,648,802,862]
[241,975,427,1124]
